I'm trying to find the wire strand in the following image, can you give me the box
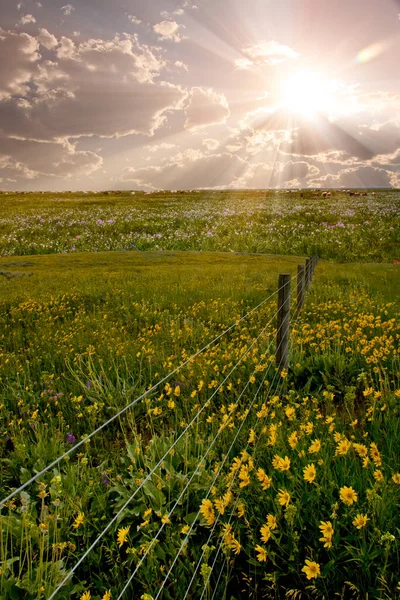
[0,282,287,509]
[48,296,288,599]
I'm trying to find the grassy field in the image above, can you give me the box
[0,189,399,262]
[1,247,399,600]
[0,192,399,599]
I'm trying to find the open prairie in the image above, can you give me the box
[0,190,399,600]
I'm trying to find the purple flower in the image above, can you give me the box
[66,433,76,445]
[101,473,111,487]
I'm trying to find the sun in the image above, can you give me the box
[280,70,339,117]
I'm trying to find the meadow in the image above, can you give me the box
[0,191,399,600]
[0,190,399,262]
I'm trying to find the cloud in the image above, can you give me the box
[0,137,102,183]
[309,165,393,188]
[37,28,58,50]
[153,21,183,42]
[121,148,247,189]
[61,4,74,16]
[202,138,220,151]
[19,14,36,25]
[235,40,300,69]
[184,87,230,130]
[128,15,142,25]
[0,32,188,141]
[0,30,40,100]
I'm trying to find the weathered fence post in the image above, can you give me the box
[276,274,291,371]
[297,265,305,310]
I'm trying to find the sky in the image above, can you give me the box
[0,0,400,190]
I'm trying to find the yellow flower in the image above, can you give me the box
[117,525,130,547]
[319,520,334,547]
[369,442,382,466]
[248,429,256,444]
[353,443,368,457]
[302,560,321,580]
[256,468,272,490]
[272,454,291,472]
[258,524,270,543]
[336,438,351,456]
[72,512,84,529]
[167,399,175,409]
[267,514,277,530]
[237,502,245,518]
[288,431,298,449]
[352,514,369,529]
[102,591,112,600]
[255,544,267,562]
[214,498,225,515]
[392,473,400,484]
[319,521,334,538]
[308,439,321,454]
[303,463,316,483]
[230,537,241,554]
[181,525,190,534]
[374,469,384,482]
[277,489,290,507]
[174,385,181,397]
[238,464,251,488]
[339,486,358,506]
[200,499,215,526]
[80,592,91,600]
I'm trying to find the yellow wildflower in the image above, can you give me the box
[200,499,215,526]
[302,560,321,580]
[277,489,290,507]
[392,473,400,484]
[181,525,190,534]
[303,463,316,483]
[80,592,91,600]
[272,455,291,472]
[255,544,267,562]
[256,468,272,490]
[339,486,358,506]
[260,524,271,544]
[237,502,245,518]
[72,512,84,529]
[352,514,369,529]
[102,591,112,600]
[308,439,321,454]
[267,514,277,530]
[117,526,130,547]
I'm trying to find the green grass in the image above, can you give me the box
[0,249,399,599]
[1,189,399,261]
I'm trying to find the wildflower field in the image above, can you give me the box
[0,189,399,262]
[0,191,399,600]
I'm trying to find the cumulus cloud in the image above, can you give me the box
[37,28,58,50]
[0,32,188,141]
[61,4,74,16]
[121,148,247,190]
[235,40,300,69]
[128,15,142,25]
[202,138,220,151]
[0,137,102,182]
[19,14,36,25]
[0,30,40,100]
[309,165,393,188]
[153,21,183,42]
[184,87,230,130]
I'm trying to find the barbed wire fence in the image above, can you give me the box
[0,255,318,599]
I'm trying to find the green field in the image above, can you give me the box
[0,193,399,600]
[1,189,399,262]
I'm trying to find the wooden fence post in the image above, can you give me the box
[297,265,305,310]
[276,274,291,371]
